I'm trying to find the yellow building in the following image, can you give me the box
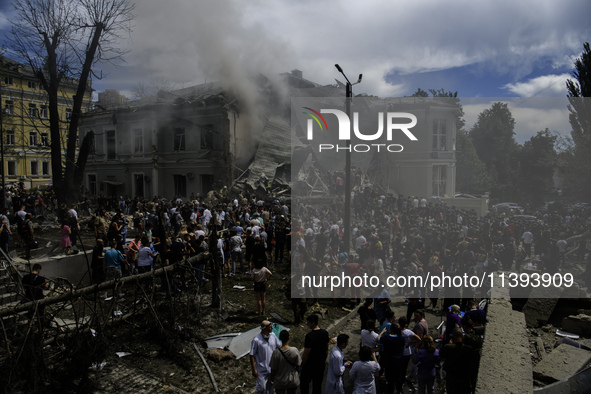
[0,55,93,189]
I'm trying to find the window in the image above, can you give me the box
[201,174,214,195]
[28,80,37,89]
[30,161,39,176]
[134,174,145,198]
[65,108,72,121]
[432,165,447,197]
[133,128,143,153]
[174,128,185,151]
[7,161,16,176]
[4,100,14,115]
[41,132,49,147]
[88,174,97,196]
[4,76,13,85]
[201,124,214,150]
[29,131,38,146]
[42,162,50,176]
[29,103,38,118]
[40,105,48,119]
[432,119,447,151]
[6,129,15,145]
[106,130,116,160]
[173,175,187,197]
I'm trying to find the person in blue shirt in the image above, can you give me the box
[104,240,125,280]
[413,335,439,394]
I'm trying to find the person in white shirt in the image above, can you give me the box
[360,320,379,362]
[349,346,380,394]
[521,230,533,258]
[250,321,281,394]
[324,334,352,394]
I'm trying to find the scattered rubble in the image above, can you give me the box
[533,344,591,384]
[561,314,591,337]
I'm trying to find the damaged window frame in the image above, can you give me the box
[174,127,186,151]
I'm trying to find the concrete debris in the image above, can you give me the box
[204,333,241,350]
[533,344,591,383]
[269,312,289,324]
[561,314,591,337]
[533,365,591,394]
[556,337,591,351]
[522,287,563,327]
[206,323,289,360]
[309,303,328,319]
[207,349,234,363]
[533,337,546,359]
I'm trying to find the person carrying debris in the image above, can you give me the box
[250,320,281,394]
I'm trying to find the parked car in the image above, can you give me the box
[491,202,524,215]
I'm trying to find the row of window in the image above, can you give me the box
[4,130,50,146]
[3,100,72,119]
[5,161,50,177]
[87,173,214,198]
[102,126,214,159]
[4,76,38,89]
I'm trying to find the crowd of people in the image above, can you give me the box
[249,301,483,394]
[4,181,591,393]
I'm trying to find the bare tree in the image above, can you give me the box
[9,0,134,204]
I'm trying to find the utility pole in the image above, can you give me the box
[334,65,362,258]
[0,77,5,209]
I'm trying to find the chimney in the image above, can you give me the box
[291,69,303,79]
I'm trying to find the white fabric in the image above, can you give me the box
[250,332,280,375]
[349,361,380,394]
[325,346,346,394]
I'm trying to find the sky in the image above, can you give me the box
[0,0,589,142]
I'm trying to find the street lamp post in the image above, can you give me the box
[334,64,362,258]
[0,80,4,210]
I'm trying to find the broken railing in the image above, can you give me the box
[0,253,221,392]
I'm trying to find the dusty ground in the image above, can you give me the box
[81,266,352,394]
[5,219,352,393]
[7,218,591,392]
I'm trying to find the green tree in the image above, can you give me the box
[469,102,519,199]
[9,0,134,205]
[517,129,558,205]
[455,129,492,194]
[565,42,591,200]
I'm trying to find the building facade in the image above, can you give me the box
[79,85,239,200]
[0,55,93,190]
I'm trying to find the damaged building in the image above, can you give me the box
[80,70,462,202]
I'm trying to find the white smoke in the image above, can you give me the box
[126,0,296,165]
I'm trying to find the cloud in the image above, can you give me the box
[3,0,588,99]
[502,74,571,97]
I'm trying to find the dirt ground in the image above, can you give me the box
[6,220,352,393]
[80,264,352,394]
[7,219,591,393]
